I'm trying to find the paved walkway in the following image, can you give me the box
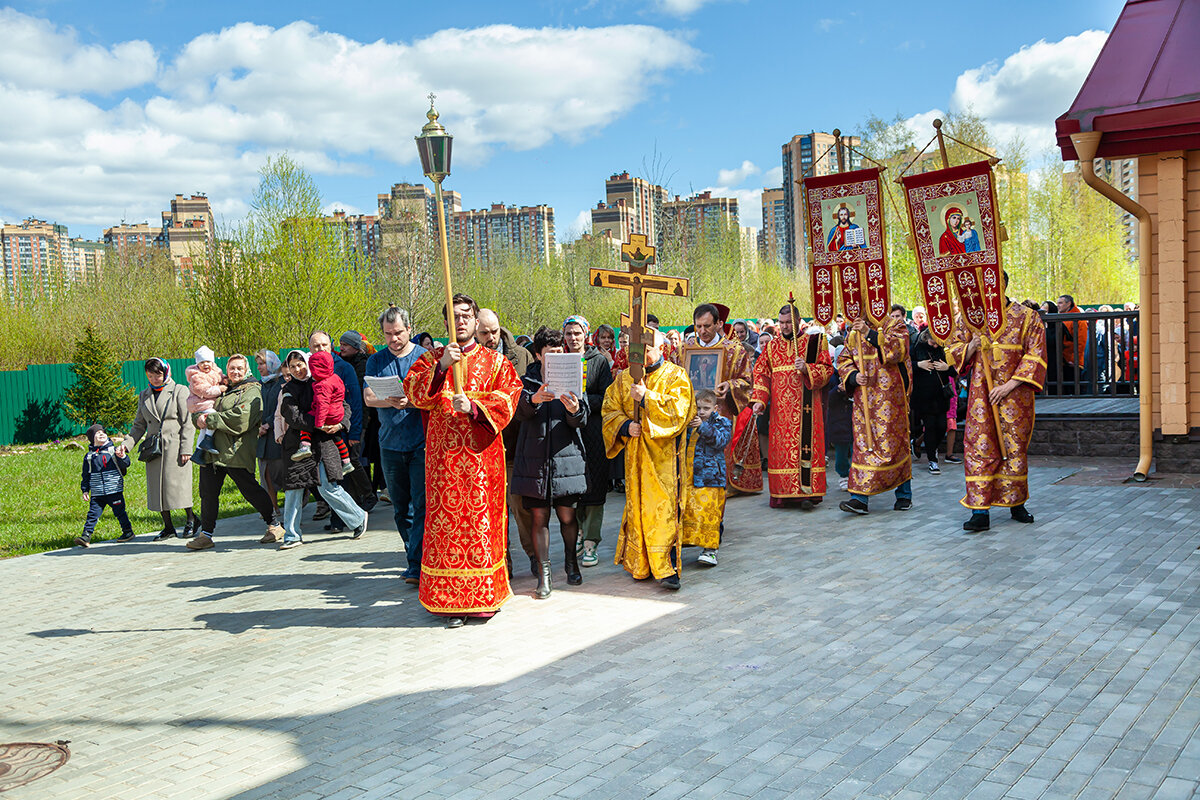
[2,457,1199,799]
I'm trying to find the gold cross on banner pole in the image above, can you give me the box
[589,234,688,384]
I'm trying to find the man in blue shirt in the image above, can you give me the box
[363,306,427,583]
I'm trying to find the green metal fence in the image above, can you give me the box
[0,356,285,446]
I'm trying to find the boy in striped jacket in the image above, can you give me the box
[75,424,134,548]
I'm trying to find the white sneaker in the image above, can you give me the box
[928,461,940,474]
[291,443,313,461]
[697,549,718,567]
[838,477,849,491]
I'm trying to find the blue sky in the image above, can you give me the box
[0,0,1125,240]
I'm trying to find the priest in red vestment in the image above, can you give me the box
[684,303,758,495]
[750,303,834,508]
[404,293,522,628]
[946,275,1047,532]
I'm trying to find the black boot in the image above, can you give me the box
[529,554,539,578]
[1010,505,1035,523]
[565,549,582,586]
[535,561,552,599]
[963,513,990,533]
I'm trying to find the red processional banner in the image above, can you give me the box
[802,167,890,326]
[901,159,1005,342]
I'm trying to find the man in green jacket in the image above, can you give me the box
[186,353,284,550]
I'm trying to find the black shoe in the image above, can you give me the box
[535,561,552,599]
[943,455,962,464]
[565,552,582,586]
[74,536,90,548]
[325,523,344,533]
[963,514,991,533]
[839,498,869,515]
[799,499,814,511]
[351,520,367,539]
[117,530,136,542]
[893,498,912,511]
[446,617,465,629]
[179,518,195,539]
[153,529,175,542]
[1010,505,1035,524]
[659,574,681,591]
[529,554,539,578]
[312,502,331,521]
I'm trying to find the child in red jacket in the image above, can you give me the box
[292,351,352,474]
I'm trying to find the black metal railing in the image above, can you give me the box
[1040,310,1139,397]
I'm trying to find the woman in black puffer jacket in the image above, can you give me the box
[276,350,362,549]
[511,327,589,599]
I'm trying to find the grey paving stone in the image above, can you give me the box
[1,457,1197,800]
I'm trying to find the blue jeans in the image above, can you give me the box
[381,447,426,579]
[280,464,366,544]
[851,480,912,507]
[833,443,851,478]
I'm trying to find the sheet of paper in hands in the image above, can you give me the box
[365,375,405,399]
[542,352,585,397]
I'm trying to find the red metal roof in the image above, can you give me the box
[1056,0,1200,160]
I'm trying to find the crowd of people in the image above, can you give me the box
[75,278,1054,628]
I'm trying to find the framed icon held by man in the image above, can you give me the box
[683,346,725,393]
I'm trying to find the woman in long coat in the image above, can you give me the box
[125,357,196,539]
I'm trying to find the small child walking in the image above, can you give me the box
[291,351,352,474]
[186,346,225,461]
[681,389,734,567]
[75,424,134,547]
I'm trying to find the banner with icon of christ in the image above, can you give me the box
[803,167,890,326]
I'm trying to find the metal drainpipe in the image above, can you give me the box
[1069,131,1153,480]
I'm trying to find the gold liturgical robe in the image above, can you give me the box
[602,360,695,580]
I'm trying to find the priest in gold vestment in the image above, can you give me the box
[837,308,913,515]
[946,278,1047,533]
[602,331,695,590]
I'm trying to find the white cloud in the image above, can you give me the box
[656,0,727,17]
[0,9,157,93]
[322,201,366,217]
[0,16,699,233]
[817,18,843,32]
[900,30,1108,155]
[704,186,763,230]
[716,160,760,187]
[763,166,783,186]
[559,209,594,241]
[903,108,945,143]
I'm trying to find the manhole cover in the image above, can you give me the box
[0,742,70,792]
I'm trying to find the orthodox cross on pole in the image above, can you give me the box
[589,233,688,383]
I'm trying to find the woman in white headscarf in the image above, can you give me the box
[275,350,364,548]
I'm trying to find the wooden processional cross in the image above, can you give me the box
[589,234,689,384]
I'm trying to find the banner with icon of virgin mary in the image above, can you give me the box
[901,159,1005,341]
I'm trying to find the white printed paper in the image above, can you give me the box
[365,375,405,399]
[542,352,584,397]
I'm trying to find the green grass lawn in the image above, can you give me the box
[1,445,259,558]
